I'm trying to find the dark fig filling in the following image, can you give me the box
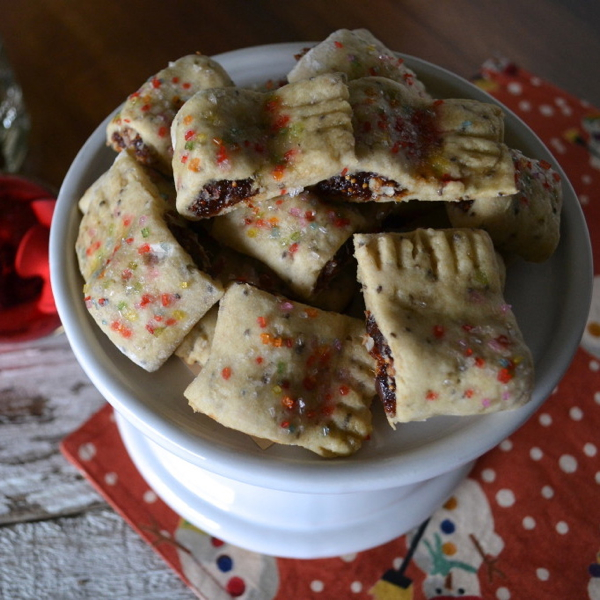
[111,130,155,166]
[317,171,407,201]
[365,311,397,416]
[189,179,258,218]
[313,239,354,295]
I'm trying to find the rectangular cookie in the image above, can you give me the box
[446,149,562,262]
[76,152,223,371]
[287,28,430,101]
[210,189,371,302]
[184,282,375,457]
[318,77,516,203]
[171,73,356,218]
[354,229,534,424]
[107,55,234,174]
[204,223,360,313]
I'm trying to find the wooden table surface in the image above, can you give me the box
[1,1,599,598]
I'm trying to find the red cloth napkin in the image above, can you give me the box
[61,60,600,600]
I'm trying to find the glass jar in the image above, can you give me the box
[0,37,30,173]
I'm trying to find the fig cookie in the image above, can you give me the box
[288,28,430,101]
[107,54,234,175]
[171,73,356,219]
[210,189,371,303]
[319,77,516,203]
[354,229,534,424]
[184,282,375,457]
[446,149,563,262]
[76,152,223,372]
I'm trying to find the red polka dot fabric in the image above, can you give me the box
[61,60,600,600]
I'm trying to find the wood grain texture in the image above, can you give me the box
[0,336,191,596]
[0,508,193,599]
[0,335,106,524]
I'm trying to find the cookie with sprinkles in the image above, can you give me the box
[318,77,516,203]
[206,223,359,312]
[184,282,375,457]
[76,152,223,372]
[287,28,430,102]
[175,233,302,373]
[171,72,356,219]
[210,189,372,304]
[199,227,295,294]
[354,228,534,424]
[107,54,234,175]
[446,149,563,262]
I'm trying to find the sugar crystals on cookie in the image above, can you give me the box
[107,55,234,175]
[319,77,516,203]
[288,28,430,101]
[171,73,356,219]
[446,149,563,262]
[354,228,534,424]
[210,189,372,305]
[184,283,375,456]
[76,152,223,372]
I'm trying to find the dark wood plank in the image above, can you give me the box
[0,0,598,189]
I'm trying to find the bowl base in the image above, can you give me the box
[117,412,474,559]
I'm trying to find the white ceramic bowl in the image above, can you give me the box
[50,43,592,558]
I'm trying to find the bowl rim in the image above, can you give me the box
[50,41,593,494]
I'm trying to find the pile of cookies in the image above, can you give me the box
[76,29,562,457]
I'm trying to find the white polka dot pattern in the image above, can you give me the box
[541,485,555,499]
[584,443,597,457]
[496,489,516,507]
[555,521,569,535]
[143,490,158,503]
[530,447,543,461]
[78,442,96,461]
[536,567,550,581]
[559,454,578,473]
